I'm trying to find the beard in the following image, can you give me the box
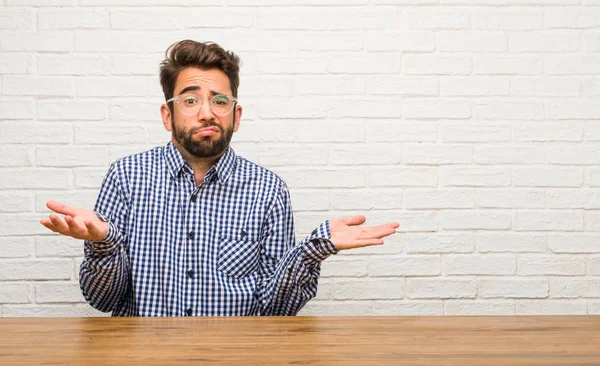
[172,115,234,158]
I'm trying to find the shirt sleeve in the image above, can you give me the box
[255,180,338,315]
[79,162,131,314]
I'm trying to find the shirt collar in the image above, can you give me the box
[164,141,237,185]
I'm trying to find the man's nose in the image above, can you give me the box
[197,100,215,120]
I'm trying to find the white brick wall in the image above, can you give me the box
[1,2,599,317]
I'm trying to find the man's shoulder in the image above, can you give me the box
[109,145,165,172]
[234,154,287,188]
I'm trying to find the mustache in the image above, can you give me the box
[189,122,223,134]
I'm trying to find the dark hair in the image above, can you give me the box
[159,40,240,108]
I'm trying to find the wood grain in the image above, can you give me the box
[1,316,599,365]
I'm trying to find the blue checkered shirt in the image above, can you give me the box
[80,142,338,316]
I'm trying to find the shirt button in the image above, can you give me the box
[186,308,192,316]
[287,267,292,273]
[187,270,194,278]
[240,230,246,238]
[191,194,197,202]
[188,231,194,239]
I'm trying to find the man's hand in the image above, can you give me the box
[40,201,108,242]
[329,216,399,250]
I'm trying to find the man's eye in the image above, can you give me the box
[183,97,198,105]
[213,97,229,105]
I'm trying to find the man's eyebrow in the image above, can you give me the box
[176,85,228,96]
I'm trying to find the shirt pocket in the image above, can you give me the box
[217,233,261,279]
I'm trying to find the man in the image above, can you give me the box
[40,40,399,316]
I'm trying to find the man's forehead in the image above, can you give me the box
[175,67,231,94]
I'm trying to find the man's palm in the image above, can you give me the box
[40,201,108,241]
[329,216,399,250]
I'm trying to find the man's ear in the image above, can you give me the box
[233,104,242,133]
[160,104,173,132]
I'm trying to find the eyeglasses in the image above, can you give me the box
[166,94,238,116]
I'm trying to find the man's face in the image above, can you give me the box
[161,67,242,159]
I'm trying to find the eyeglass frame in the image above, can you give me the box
[166,93,239,116]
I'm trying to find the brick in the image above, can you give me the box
[111,54,163,76]
[445,301,515,315]
[0,53,33,74]
[582,79,600,96]
[299,301,372,316]
[548,234,600,253]
[38,9,108,30]
[0,259,71,280]
[480,279,548,298]
[513,167,583,187]
[590,169,600,187]
[367,76,437,96]
[259,97,328,119]
[545,8,600,28]
[511,77,580,96]
[0,31,72,52]
[35,191,98,213]
[329,144,401,165]
[37,100,106,121]
[258,144,328,166]
[402,9,470,30]
[440,77,509,96]
[516,300,587,315]
[445,254,516,275]
[584,32,600,51]
[366,167,438,187]
[330,188,403,210]
[0,169,71,189]
[329,54,401,74]
[475,189,545,209]
[404,99,471,119]
[440,124,511,143]
[75,76,156,97]
[547,190,600,209]
[2,76,74,97]
[588,256,600,275]
[38,55,109,76]
[366,122,437,143]
[222,32,293,52]
[509,31,580,52]
[365,32,435,52]
[318,278,404,300]
[35,283,85,303]
[0,237,34,258]
[0,191,34,213]
[440,209,511,230]
[405,233,475,254]
[473,10,543,30]
[473,146,545,165]
[476,233,546,253]
[407,279,477,299]
[74,168,111,189]
[286,168,364,188]
[35,236,84,258]
[438,32,507,52]
[330,99,402,118]
[547,101,600,120]
[257,54,327,74]
[475,55,542,75]
[257,7,400,30]
[591,301,600,315]
[2,304,107,317]
[5,0,75,4]
[550,278,600,298]
[473,101,544,120]
[319,258,368,278]
[36,147,109,167]
[0,8,34,30]
[108,100,159,121]
[75,125,146,145]
[370,301,443,316]
[545,55,600,74]
[514,211,584,231]
[0,284,31,304]
[294,76,365,95]
[440,167,511,187]
[0,147,34,167]
[585,211,600,231]
[518,255,586,275]
[295,33,364,51]
[405,189,473,209]
[1,123,73,144]
[289,189,329,211]
[403,55,471,75]
[74,31,191,53]
[369,255,441,277]
[514,122,583,142]
[234,120,296,143]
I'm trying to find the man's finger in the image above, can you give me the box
[359,225,397,240]
[65,216,86,237]
[49,214,70,235]
[339,215,366,226]
[46,201,76,216]
[40,219,57,233]
[84,220,104,241]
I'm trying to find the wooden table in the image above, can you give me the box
[1,316,599,365]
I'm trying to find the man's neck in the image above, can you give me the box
[171,139,224,186]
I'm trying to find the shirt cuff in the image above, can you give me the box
[301,220,339,267]
[84,212,123,255]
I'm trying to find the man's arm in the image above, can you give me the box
[255,181,399,315]
[41,163,131,313]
